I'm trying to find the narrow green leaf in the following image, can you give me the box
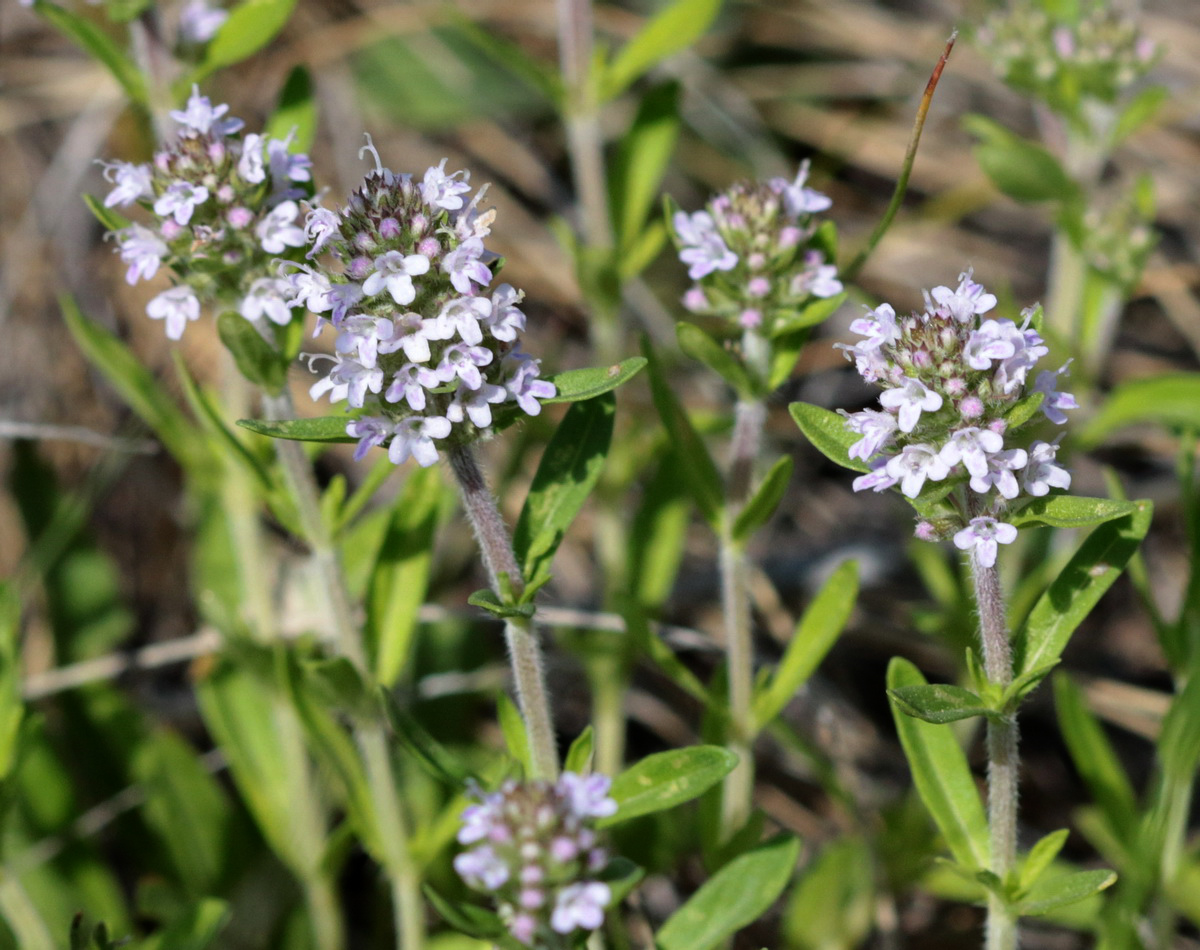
[1004,390,1046,429]
[888,658,990,870]
[35,1,147,106]
[497,692,532,775]
[1009,496,1137,529]
[1019,829,1070,893]
[544,357,647,404]
[769,328,811,390]
[610,81,681,254]
[602,0,723,100]
[629,450,690,609]
[753,560,856,730]
[383,693,476,787]
[237,414,355,443]
[656,834,799,950]
[645,340,725,528]
[1014,503,1153,676]
[1156,673,1200,785]
[424,887,520,946]
[677,322,758,398]
[1114,85,1168,144]
[1000,660,1059,710]
[303,656,383,721]
[782,837,874,950]
[789,402,870,473]
[514,394,614,590]
[82,194,130,234]
[733,455,793,544]
[216,311,288,393]
[768,292,848,338]
[889,684,993,724]
[563,727,595,774]
[1053,675,1138,836]
[601,746,737,827]
[264,65,317,152]
[138,899,229,950]
[468,589,535,620]
[1079,373,1200,446]
[445,14,562,106]
[1016,869,1116,916]
[199,0,299,75]
[965,115,1077,204]
[60,294,207,471]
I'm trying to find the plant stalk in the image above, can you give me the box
[969,548,1019,950]
[447,444,559,781]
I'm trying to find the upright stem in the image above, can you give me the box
[718,397,767,840]
[263,390,424,950]
[447,444,559,781]
[969,547,1019,950]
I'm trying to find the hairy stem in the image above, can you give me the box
[718,397,767,840]
[970,548,1019,950]
[448,444,559,781]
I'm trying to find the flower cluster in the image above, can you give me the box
[977,0,1157,123]
[671,162,843,345]
[838,271,1077,567]
[286,145,555,467]
[101,86,312,339]
[454,773,617,947]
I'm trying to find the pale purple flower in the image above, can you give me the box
[504,351,557,415]
[421,158,471,211]
[169,85,243,137]
[267,136,312,199]
[442,237,493,295]
[335,315,396,368]
[101,160,152,208]
[486,284,527,342]
[557,774,617,822]
[968,448,1028,499]
[954,517,1018,568]
[327,281,364,323]
[930,270,997,323]
[794,257,843,298]
[447,383,509,428]
[378,312,435,363]
[433,342,494,390]
[836,340,889,383]
[115,224,167,284]
[770,160,833,217]
[1033,362,1079,425]
[384,363,429,411]
[239,276,294,326]
[237,133,266,184]
[255,200,306,254]
[346,416,391,462]
[550,882,611,934]
[849,303,902,352]
[363,250,430,305]
[851,458,900,493]
[885,443,951,498]
[389,415,452,467]
[154,180,210,225]
[1023,440,1072,496]
[146,285,200,340]
[304,207,341,258]
[309,357,383,408]
[177,0,228,44]
[674,210,737,280]
[879,378,943,432]
[284,265,332,314]
[454,846,510,892]
[436,295,489,346]
[841,409,897,461]
[963,319,1021,371]
[939,426,1005,479]
[994,325,1049,394]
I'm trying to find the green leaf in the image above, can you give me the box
[514,394,614,590]
[601,746,737,827]
[468,589,535,620]
[602,0,723,100]
[82,194,130,234]
[497,693,532,775]
[264,65,317,152]
[1019,829,1070,893]
[889,684,994,724]
[768,292,848,338]
[60,294,207,472]
[965,115,1077,204]
[198,0,299,76]
[645,340,725,528]
[1114,85,1168,144]
[629,449,691,609]
[733,456,793,544]
[237,414,355,443]
[656,834,799,950]
[34,1,147,106]
[999,660,1059,711]
[216,311,288,393]
[1079,373,1200,446]
[563,726,595,774]
[303,656,383,721]
[1009,496,1138,529]
[1053,675,1138,838]
[1014,503,1153,677]
[677,322,759,398]
[782,837,874,950]
[610,81,681,255]
[1004,390,1046,429]
[753,560,857,730]
[383,693,476,787]
[887,658,990,870]
[788,402,869,473]
[138,899,229,950]
[544,356,647,404]
[424,887,521,946]
[1015,869,1116,916]
[599,856,646,906]
[1156,673,1200,786]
